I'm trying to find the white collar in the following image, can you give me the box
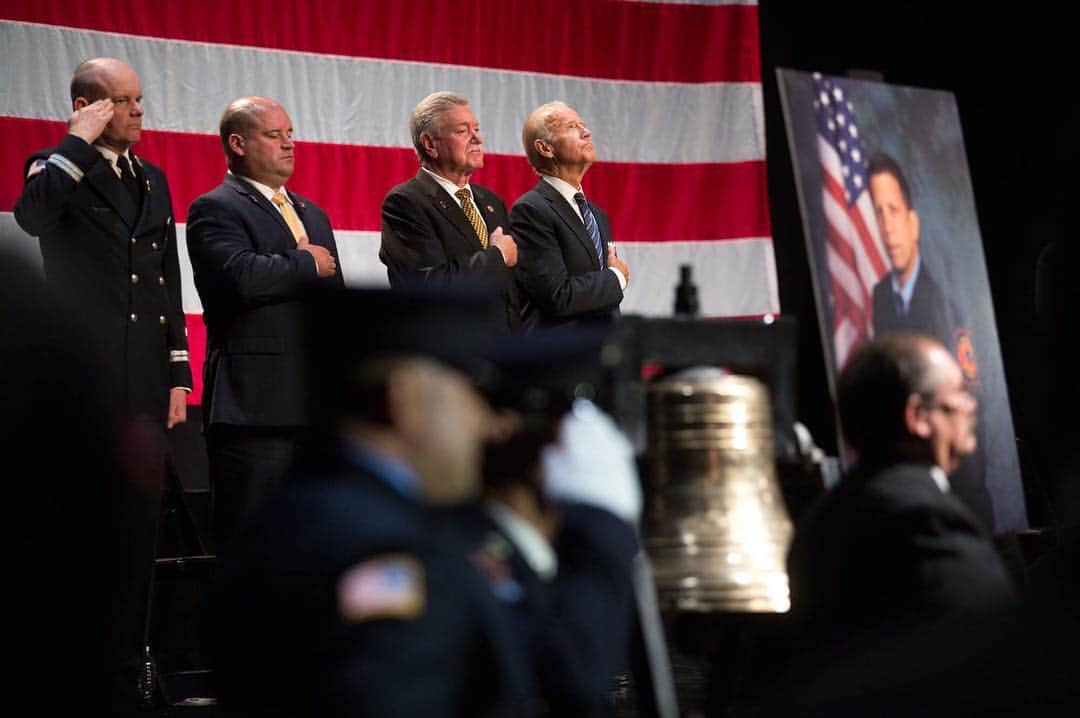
[485,501,558,581]
[230,170,291,205]
[94,145,136,178]
[422,167,472,204]
[542,174,585,206]
[929,465,951,494]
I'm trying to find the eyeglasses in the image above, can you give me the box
[921,391,976,416]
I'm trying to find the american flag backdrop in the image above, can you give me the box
[0,0,777,404]
[812,73,889,369]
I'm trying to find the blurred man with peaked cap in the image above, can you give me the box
[0,246,166,712]
[209,286,533,717]
[209,287,644,716]
[459,327,642,716]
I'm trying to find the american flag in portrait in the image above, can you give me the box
[812,73,889,369]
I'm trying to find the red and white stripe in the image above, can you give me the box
[817,136,888,367]
[1,0,775,404]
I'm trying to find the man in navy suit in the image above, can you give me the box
[186,96,343,548]
[512,101,630,327]
[380,91,523,332]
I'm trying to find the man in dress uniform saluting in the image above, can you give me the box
[13,57,193,707]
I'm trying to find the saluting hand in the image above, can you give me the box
[68,99,114,145]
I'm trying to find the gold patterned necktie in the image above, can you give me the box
[271,190,306,243]
[455,188,489,249]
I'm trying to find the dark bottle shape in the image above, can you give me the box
[674,264,700,317]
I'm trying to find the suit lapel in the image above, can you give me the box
[416,170,485,249]
[536,180,600,269]
[84,158,140,230]
[225,174,294,245]
[471,185,502,234]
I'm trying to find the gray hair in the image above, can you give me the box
[522,101,570,172]
[410,91,471,163]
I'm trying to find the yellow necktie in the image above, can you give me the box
[455,188,489,249]
[271,190,306,243]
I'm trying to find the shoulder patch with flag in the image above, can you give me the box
[26,158,47,178]
[337,554,425,622]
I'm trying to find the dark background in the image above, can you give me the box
[758,2,1078,529]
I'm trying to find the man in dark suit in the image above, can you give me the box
[380,91,522,332]
[746,333,1017,716]
[13,56,193,707]
[868,152,954,349]
[511,101,629,327]
[186,96,343,548]
[788,332,1013,623]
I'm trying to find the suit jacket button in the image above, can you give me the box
[158,276,166,286]
[131,273,139,284]
[130,236,137,245]
[159,315,167,325]
[152,241,160,251]
[130,313,138,322]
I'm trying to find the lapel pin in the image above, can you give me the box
[485,204,494,213]
[439,200,449,209]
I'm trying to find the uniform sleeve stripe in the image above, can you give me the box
[46,153,83,182]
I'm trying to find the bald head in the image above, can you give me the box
[70,57,132,105]
[69,58,144,152]
[219,96,280,161]
[522,101,570,174]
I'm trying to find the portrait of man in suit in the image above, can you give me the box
[868,152,954,350]
[186,96,343,548]
[379,91,522,333]
[511,101,630,327]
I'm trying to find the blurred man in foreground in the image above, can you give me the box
[210,288,641,716]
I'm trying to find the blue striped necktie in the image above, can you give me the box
[574,192,604,266]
